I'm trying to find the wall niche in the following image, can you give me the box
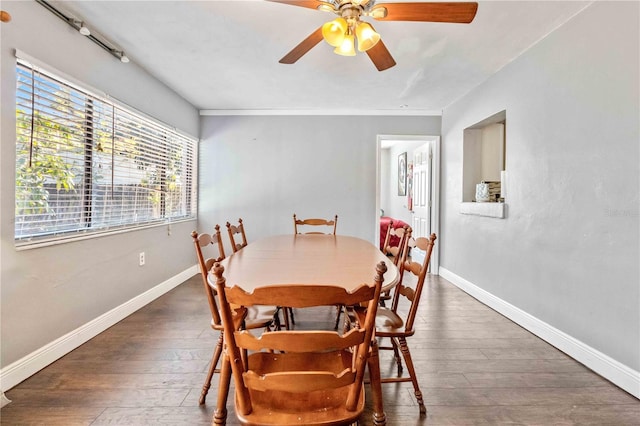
[461,110,506,218]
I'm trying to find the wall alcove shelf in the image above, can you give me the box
[460,202,505,218]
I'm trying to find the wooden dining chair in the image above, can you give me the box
[293,213,339,326]
[382,224,410,265]
[376,232,437,416]
[211,260,387,426]
[293,213,338,235]
[191,227,279,406]
[226,218,247,253]
[225,218,295,329]
[379,224,411,307]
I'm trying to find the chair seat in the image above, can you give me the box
[347,306,408,334]
[246,305,279,327]
[374,307,405,331]
[235,350,364,425]
[210,305,278,331]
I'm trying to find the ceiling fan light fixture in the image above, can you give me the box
[355,21,380,52]
[316,3,335,13]
[334,33,356,57]
[368,6,387,20]
[322,17,348,47]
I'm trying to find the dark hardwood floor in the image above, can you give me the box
[2,273,638,425]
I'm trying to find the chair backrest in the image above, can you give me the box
[212,260,386,418]
[383,225,410,267]
[293,213,338,235]
[226,218,248,253]
[191,226,226,326]
[381,219,394,253]
[391,232,437,332]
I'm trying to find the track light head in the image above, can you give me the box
[79,22,90,36]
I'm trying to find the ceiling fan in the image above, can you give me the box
[268,1,478,71]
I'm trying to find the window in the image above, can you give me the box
[15,60,197,245]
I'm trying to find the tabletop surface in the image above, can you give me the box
[213,234,399,292]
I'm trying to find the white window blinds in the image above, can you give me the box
[15,60,197,244]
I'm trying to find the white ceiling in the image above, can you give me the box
[52,0,591,113]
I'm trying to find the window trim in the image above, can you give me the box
[15,217,195,251]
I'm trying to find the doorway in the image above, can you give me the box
[376,134,440,273]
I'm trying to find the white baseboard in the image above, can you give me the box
[439,267,640,399]
[1,392,11,408]
[0,265,198,393]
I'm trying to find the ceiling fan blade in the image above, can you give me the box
[366,39,396,71]
[279,27,324,64]
[372,2,478,23]
[265,1,325,11]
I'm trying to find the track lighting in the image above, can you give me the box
[36,0,129,64]
[115,51,130,63]
[78,22,90,36]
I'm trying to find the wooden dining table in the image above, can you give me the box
[209,233,398,425]
[218,234,399,291]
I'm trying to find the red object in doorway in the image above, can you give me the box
[379,216,409,251]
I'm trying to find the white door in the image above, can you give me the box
[410,143,432,263]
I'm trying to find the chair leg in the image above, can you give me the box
[333,305,343,330]
[379,289,391,307]
[398,337,426,416]
[342,308,354,333]
[213,353,232,425]
[199,332,224,405]
[390,337,403,376]
[367,340,387,426]
[282,307,291,330]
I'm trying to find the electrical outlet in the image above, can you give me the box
[139,252,145,266]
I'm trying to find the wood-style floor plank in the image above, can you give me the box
[2,274,638,425]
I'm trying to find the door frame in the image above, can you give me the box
[376,134,441,274]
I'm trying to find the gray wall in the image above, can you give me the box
[198,115,441,243]
[440,1,639,372]
[1,1,199,367]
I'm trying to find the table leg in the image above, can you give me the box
[368,339,386,426]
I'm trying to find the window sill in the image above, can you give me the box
[15,217,196,251]
[460,202,505,219]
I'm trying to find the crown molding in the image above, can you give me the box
[199,109,442,117]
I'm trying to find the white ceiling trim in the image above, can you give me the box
[199,109,442,116]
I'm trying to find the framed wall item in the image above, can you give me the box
[407,161,413,210]
[398,152,407,196]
